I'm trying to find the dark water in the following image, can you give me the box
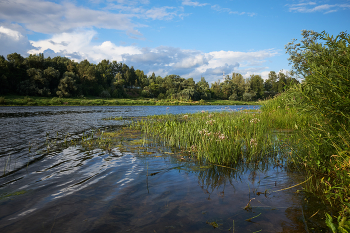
[0,106,326,232]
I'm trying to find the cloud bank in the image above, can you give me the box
[22,28,277,82]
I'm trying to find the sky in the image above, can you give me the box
[0,0,349,83]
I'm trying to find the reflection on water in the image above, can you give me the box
[0,106,328,232]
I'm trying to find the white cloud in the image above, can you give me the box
[16,29,277,83]
[145,7,178,20]
[29,29,142,62]
[0,25,34,56]
[211,4,256,16]
[182,0,208,7]
[287,2,350,13]
[0,0,140,35]
[0,26,23,41]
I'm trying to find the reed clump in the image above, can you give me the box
[132,105,301,166]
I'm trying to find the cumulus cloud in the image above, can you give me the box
[287,1,350,13]
[10,29,277,83]
[29,29,142,62]
[0,25,34,56]
[0,0,140,35]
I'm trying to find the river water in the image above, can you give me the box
[0,106,326,232]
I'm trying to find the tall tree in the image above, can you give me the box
[56,72,78,97]
[249,74,265,99]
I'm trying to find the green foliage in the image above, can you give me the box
[279,30,350,231]
[100,90,111,98]
[0,96,6,105]
[1,52,291,101]
[249,74,265,99]
[56,72,78,97]
[325,211,350,233]
[242,92,255,101]
[133,106,298,165]
[49,97,62,105]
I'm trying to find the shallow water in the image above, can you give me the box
[0,106,327,232]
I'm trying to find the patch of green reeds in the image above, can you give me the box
[264,89,350,232]
[132,105,301,166]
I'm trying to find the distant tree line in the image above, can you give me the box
[0,53,299,100]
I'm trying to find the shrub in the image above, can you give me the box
[100,90,111,98]
[242,92,254,101]
[50,97,62,105]
[0,97,6,105]
[229,93,238,100]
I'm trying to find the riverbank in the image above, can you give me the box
[0,95,260,106]
[131,91,350,231]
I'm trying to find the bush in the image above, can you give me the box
[0,97,6,105]
[100,90,111,98]
[157,93,165,100]
[80,100,90,105]
[242,92,254,101]
[229,93,238,100]
[50,97,62,105]
[141,90,150,98]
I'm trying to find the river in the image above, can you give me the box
[0,105,325,232]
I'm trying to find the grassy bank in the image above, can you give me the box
[0,95,259,106]
[131,90,349,231]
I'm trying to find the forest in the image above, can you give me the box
[0,53,299,101]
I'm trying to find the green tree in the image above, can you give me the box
[76,60,96,95]
[56,72,78,97]
[25,53,45,70]
[125,66,137,87]
[196,77,211,100]
[44,67,60,93]
[231,73,245,100]
[286,30,350,125]
[265,71,278,95]
[18,68,51,96]
[7,53,26,92]
[249,74,264,100]
[0,56,10,94]
[285,30,321,77]
[135,69,148,87]
[111,73,126,98]
[96,59,114,90]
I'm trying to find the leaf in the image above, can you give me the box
[326,213,338,233]
[338,226,348,233]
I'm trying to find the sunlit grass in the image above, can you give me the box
[0,95,259,106]
[131,105,304,166]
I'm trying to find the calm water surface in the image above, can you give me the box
[0,106,325,232]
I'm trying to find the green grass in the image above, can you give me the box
[131,90,349,230]
[131,105,303,165]
[0,95,259,106]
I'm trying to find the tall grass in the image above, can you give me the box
[133,76,349,231]
[132,106,302,167]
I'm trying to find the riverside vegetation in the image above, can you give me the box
[0,95,258,106]
[131,30,350,232]
[1,30,348,232]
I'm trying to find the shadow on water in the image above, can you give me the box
[0,106,329,232]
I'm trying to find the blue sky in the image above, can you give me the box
[0,0,349,83]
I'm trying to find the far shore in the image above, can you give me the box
[0,95,263,107]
